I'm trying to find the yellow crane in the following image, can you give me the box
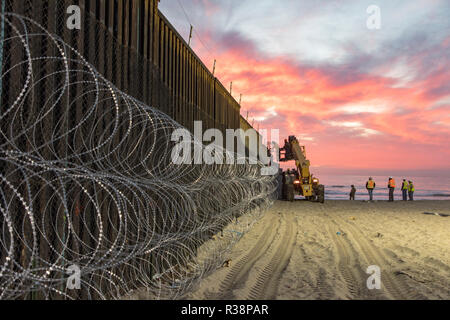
[279,136,325,203]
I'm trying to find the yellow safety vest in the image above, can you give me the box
[402,181,408,190]
[367,180,375,189]
[409,184,415,192]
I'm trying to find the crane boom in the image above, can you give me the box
[279,136,325,203]
[290,139,311,180]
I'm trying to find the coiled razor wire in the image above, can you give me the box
[0,13,277,300]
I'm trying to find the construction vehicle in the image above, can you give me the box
[279,136,325,203]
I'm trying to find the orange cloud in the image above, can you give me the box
[190,30,450,170]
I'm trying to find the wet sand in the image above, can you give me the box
[187,200,450,300]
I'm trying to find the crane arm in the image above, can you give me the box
[279,135,325,203]
[290,139,312,182]
[279,136,311,181]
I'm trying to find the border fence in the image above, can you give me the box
[0,1,274,300]
[0,0,242,133]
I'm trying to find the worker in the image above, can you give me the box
[388,177,396,202]
[285,169,295,202]
[366,177,376,201]
[401,179,409,201]
[349,185,356,201]
[277,169,283,200]
[408,181,415,201]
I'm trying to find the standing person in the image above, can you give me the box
[285,170,295,202]
[401,179,409,201]
[366,177,376,201]
[388,177,396,202]
[408,181,415,201]
[349,185,356,201]
[276,169,283,200]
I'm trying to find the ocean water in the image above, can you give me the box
[318,175,450,201]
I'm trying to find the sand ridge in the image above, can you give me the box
[187,200,450,300]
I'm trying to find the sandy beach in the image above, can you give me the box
[187,200,450,300]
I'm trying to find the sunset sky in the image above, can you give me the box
[159,0,450,174]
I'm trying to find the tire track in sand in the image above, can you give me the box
[244,213,298,300]
[214,214,280,299]
[313,204,371,299]
[315,267,335,300]
[333,215,422,299]
[324,223,369,299]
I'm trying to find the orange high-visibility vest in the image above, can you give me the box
[389,179,396,188]
[367,180,375,189]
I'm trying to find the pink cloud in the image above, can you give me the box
[187,20,450,170]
